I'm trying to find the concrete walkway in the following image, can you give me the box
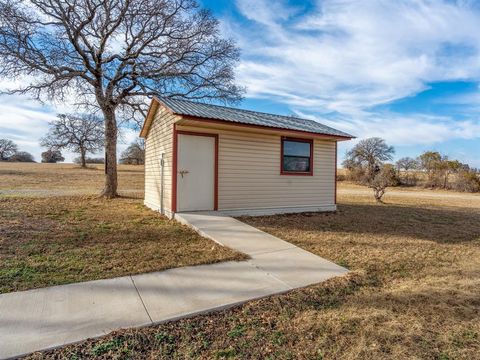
[0,213,347,359]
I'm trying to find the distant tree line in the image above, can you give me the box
[39,113,144,167]
[396,152,480,192]
[0,139,35,162]
[342,138,480,201]
[74,157,104,164]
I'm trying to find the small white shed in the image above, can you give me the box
[140,97,354,218]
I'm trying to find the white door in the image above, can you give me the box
[177,134,215,211]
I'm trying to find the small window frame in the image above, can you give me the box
[280,137,314,176]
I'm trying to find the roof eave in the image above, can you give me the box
[140,97,176,138]
[140,97,356,140]
[178,115,355,141]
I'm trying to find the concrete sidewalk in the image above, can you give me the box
[0,213,347,359]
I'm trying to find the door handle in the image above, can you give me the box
[179,170,189,178]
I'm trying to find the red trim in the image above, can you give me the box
[172,123,178,212]
[173,129,219,212]
[335,141,338,205]
[179,115,353,140]
[280,137,314,176]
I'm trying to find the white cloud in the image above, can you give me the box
[294,107,480,145]
[0,95,55,162]
[234,0,480,114]
[230,0,480,167]
[1,0,479,165]
[0,94,138,163]
[235,0,297,26]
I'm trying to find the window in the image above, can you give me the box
[281,138,313,175]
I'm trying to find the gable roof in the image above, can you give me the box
[140,97,354,139]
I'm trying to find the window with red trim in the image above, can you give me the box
[281,138,313,175]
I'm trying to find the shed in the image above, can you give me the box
[140,97,354,218]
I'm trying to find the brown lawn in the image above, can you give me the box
[0,163,245,293]
[0,162,144,197]
[27,182,480,360]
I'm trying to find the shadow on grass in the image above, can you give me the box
[241,202,480,245]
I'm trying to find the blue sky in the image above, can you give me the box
[1,0,480,166]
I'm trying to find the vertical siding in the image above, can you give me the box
[176,124,336,211]
[144,107,179,212]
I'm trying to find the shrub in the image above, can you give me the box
[41,149,64,163]
[452,170,480,193]
[369,164,399,202]
[8,151,35,162]
[74,157,104,164]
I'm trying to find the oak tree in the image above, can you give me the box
[120,139,144,165]
[8,151,35,162]
[0,139,18,161]
[41,114,104,168]
[41,149,65,163]
[0,0,243,197]
[343,137,395,181]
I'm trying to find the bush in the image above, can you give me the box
[368,164,399,202]
[41,149,64,163]
[452,170,480,193]
[74,157,104,164]
[398,171,418,186]
[8,151,35,162]
[345,167,367,184]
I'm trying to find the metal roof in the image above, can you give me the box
[158,97,354,138]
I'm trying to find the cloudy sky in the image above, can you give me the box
[1,0,480,166]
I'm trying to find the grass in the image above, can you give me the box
[0,163,245,293]
[0,162,144,197]
[26,183,480,359]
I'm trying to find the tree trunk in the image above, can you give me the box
[101,106,118,198]
[80,147,87,168]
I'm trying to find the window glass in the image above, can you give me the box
[282,140,312,173]
[283,140,310,157]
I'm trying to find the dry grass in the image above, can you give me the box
[28,183,480,359]
[0,163,245,293]
[0,162,144,197]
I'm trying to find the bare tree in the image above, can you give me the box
[0,0,243,197]
[0,139,18,161]
[41,149,65,163]
[396,157,418,172]
[343,138,396,201]
[418,151,442,185]
[8,151,35,162]
[439,159,462,189]
[396,157,419,186]
[343,137,395,182]
[120,139,144,165]
[41,114,104,168]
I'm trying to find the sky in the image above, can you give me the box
[1,0,480,166]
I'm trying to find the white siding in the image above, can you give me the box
[177,124,336,211]
[144,107,179,213]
